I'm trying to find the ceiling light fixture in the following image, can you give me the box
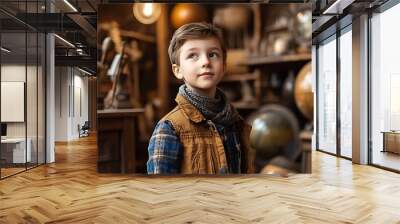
[54,34,75,48]
[63,0,78,12]
[133,3,161,24]
[1,47,11,53]
[323,0,355,15]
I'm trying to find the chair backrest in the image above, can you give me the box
[82,121,90,129]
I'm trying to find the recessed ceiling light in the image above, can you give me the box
[77,67,93,76]
[63,0,78,12]
[323,0,355,15]
[1,47,11,53]
[54,34,75,48]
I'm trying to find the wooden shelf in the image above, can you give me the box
[241,53,311,66]
[171,72,259,85]
[264,26,288,34]
[232,101,260,110]
[222,73,259,82]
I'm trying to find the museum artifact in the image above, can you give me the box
[282,70,296,108]
[247,104,300,173]
[294,62,313,121]
[170,4,208,29]
[291,8,312,53]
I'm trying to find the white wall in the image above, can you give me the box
[72,73,89,138]
[55,67,89,141]
[1,65,34,137]
[1,65,26,137]
[1,63,45,164]
[55,66,69,141]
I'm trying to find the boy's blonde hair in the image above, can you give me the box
[168,22,227,66]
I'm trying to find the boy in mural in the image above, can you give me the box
[147,22,254,174]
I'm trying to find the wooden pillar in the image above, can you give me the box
[156,4,170,117]
[88,76,97,132]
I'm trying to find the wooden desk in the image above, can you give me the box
[1,138,32,163]
[97,108,144,173]
[381,131,400,154]
[1,138,32,164]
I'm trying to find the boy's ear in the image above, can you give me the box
[172,64,183,79]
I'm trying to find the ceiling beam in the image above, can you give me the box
[67,13,97,46]
[322,0,356,15]
[55,55,96,71]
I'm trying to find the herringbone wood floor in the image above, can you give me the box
[1,135,400,223]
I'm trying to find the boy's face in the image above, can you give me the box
[172,37,225,97]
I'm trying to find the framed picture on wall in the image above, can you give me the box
[1,81,25,122]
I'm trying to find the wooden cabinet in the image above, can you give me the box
[242,53,311,66]
[247,54,311,106]
[242,53,311,104]
[382,131,400,154]
[97,108,144,173]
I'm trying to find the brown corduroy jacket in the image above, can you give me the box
[160,94,254,174]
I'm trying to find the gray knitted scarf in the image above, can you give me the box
[179,84,241,127]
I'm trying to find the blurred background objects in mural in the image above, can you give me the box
[97,3,312,175]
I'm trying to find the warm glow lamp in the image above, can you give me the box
[133,3,161,24]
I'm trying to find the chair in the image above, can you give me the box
[79,121,90,138]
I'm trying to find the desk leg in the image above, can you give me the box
[382,133,386,152]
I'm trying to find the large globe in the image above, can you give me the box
[213,5,250,31]
[294,62,313,120]
[260,156,299,176]
[247,105,300,161]
[282,71,295,108]
[170,4,208,29]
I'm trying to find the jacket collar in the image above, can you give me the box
[175,94,206,123]
[175,93,245,125]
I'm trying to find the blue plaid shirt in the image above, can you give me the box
[147,120,241,174]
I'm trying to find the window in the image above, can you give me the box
[370,2,400,171]
[339,26,352,158]
[317,35,337,154]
